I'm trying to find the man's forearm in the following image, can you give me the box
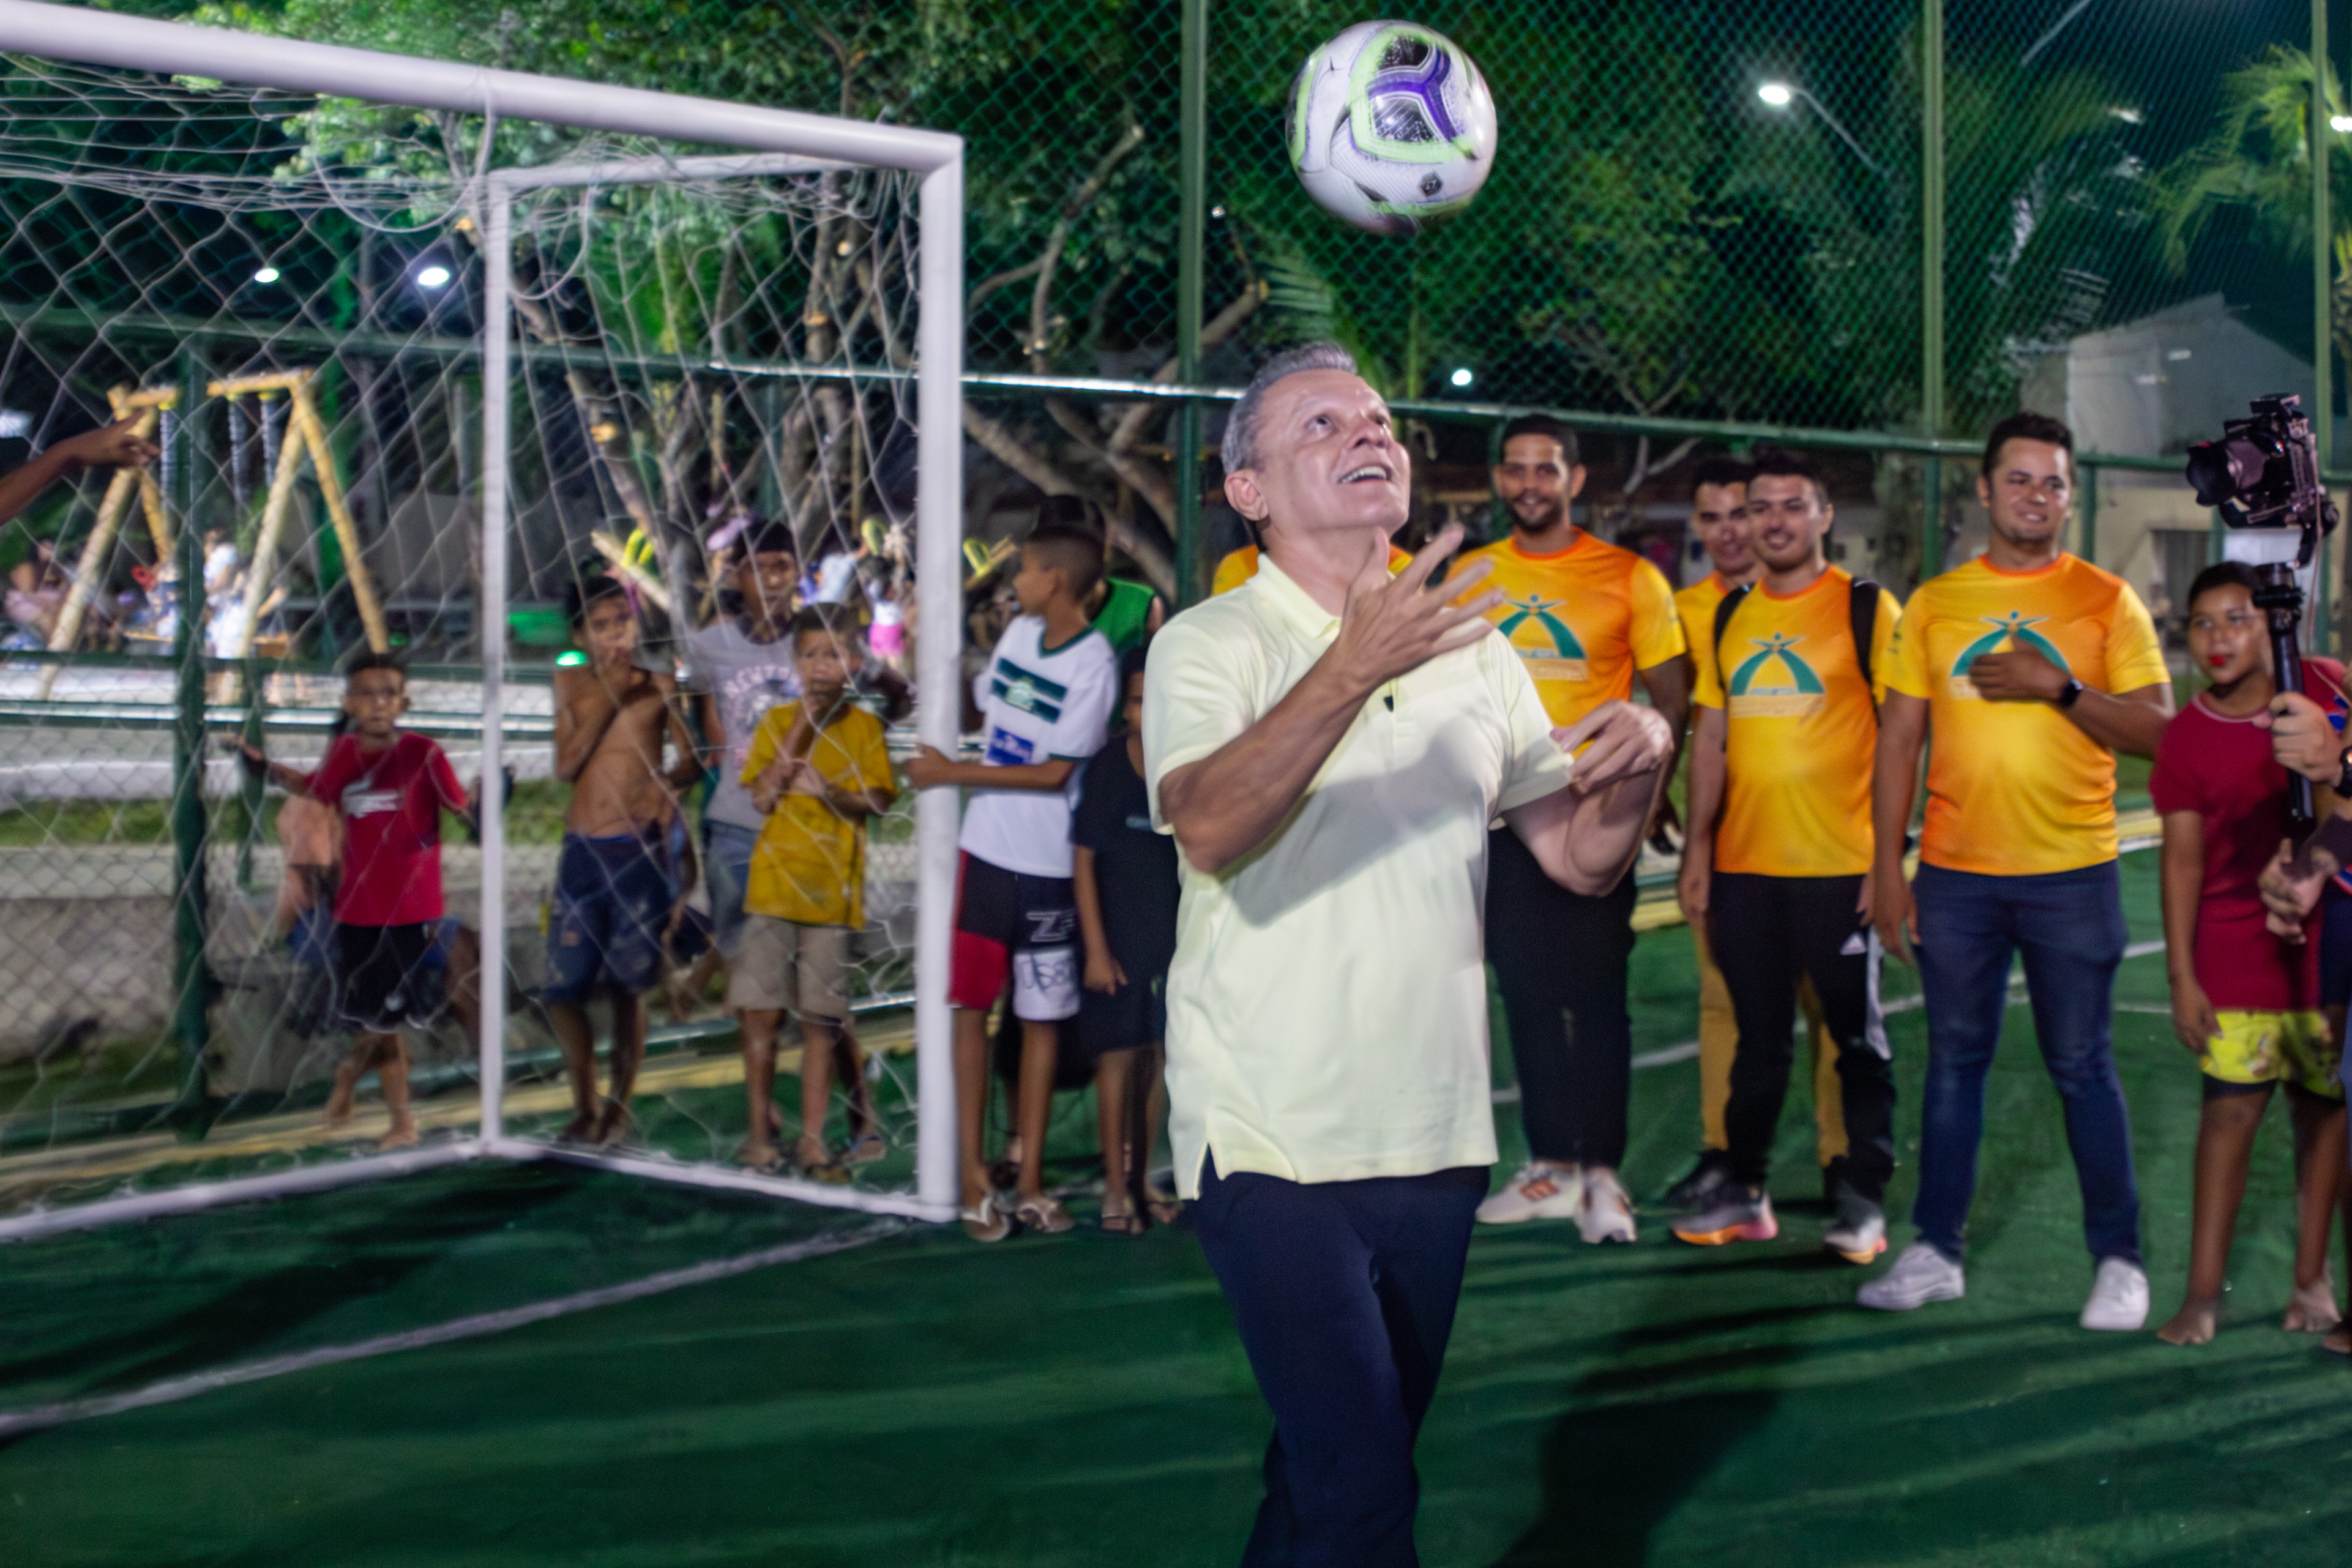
[2066,690,2170,759]
[1160,660,1370,874]
[0,446,77,529]
[921,759,1073,791]
[1563,767,1666,889]
[1683,709,1726,849]
[1871,725,1924,882]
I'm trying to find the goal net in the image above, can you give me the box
[0,4,964,1236]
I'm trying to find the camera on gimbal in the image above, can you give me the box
[2185,392,2340,832]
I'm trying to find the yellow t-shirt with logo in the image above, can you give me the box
[1458,531,1687,728]
[1674,571,1740,657]
[1881,553,2168,876]
[739,699,897,928]
[1691,566,1902,877]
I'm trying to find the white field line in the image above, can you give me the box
[0,1219,902,1439]
[1490,937,2172,1103]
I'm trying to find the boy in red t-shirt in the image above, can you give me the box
[2151,562,2349,1345]
[245,654,474,1149]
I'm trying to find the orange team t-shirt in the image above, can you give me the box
[1210,542,1412,597]
[1691,566,1903,878]
[1673,571,1740,658]
[1457,531,1686,728]
[1881,553,2168,876]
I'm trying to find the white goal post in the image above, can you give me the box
[0,0,966,1234]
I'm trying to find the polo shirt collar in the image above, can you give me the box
[1249,551,1343,640]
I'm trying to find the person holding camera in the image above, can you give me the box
[1861,412,2173,1329]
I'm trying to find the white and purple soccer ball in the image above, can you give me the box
[1285,20,1499,237]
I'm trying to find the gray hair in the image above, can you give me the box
[1219,341,1361,475]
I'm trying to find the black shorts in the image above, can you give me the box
[949,853,1079,1021]
[1068,963,1169,1060]
[336,922,439,1033]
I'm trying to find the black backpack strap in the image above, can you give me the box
[1710,583,1753,676]
[1848,578,1881,696]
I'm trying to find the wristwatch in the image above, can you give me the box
[2055,677,2084,709]
[2332,745,2352,797]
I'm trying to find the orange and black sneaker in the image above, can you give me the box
[1670,1187,1777,1247]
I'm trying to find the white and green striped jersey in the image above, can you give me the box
[960,614,1118,878]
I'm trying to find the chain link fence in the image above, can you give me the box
[1,0,2343,1206]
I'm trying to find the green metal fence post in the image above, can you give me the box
[1921,0,1946,580]
[1174,0,1208,607]
[170,345,212,1127]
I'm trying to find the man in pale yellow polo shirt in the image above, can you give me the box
[1145,342,1671,1565]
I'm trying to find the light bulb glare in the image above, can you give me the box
[252,266,280,284]
[1758,82,1795,108]
[1449,367,1474,388]
[416,264,452,289]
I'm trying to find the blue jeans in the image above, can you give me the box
[1909,861,2140,1267]
[704,819,760,956]
[1189,1161,1487,1568]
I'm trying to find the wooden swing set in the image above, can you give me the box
[44,367,390,665]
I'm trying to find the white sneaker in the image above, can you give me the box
[2080,1257,2150,1331]
[1476,1161,1583,1224]
[1578,1168,1638,1244]
[1857,1241,1966,1311]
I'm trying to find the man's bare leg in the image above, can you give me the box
[2159,1086,2269,1345]
[799,1018,841,1170]
[446,927,482,1045]
[1015,1020,1058,1202]
[954,1007,993,1209]
[598,991,648,1145]
[324,1046,362,1127]
[1094,1047,1138,1226]
[374,1032,419,1149]
[546,1001,603,1142]
[737,1008,782,1168]
[2285,1085,2347,1331]
[837,1026,883,1157]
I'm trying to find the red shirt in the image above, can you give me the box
[307,731,468,927]
[2149,658,2345,1010]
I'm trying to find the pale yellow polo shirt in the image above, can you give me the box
[1143,554,1574,1198]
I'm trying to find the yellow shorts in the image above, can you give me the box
[2201,1011,2345,1099]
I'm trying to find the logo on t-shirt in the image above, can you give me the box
[990,658,1068,722]
[1949,611,2070,700]
[342,785,398,817]
[1727,633,1825,719]
[1496,593,1589,683]
[984,728,1037,767]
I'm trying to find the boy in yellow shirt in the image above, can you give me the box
[731,605,898,1177]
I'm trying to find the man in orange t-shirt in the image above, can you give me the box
[1671,448,1901,1263]
[1464,414,1691,1242]
[1860,411,2173,1328]
[1663,457,1844,1214]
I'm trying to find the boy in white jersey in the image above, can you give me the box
[905,520,1118,1239]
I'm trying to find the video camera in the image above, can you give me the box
[2186,393,2340,833]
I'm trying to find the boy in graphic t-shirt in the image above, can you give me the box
[904,519,1118,1241]
[2151,562,2348,1345]
[244,653,473,1149]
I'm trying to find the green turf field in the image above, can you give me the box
[4,847,2348,1567]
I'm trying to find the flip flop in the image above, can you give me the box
[1012,1193,1075,1235]
[962,1191,1012,1243]
[845,1130,888,1165]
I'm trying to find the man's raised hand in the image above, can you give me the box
[1326,524,1500,696]
[2256,690,2342,783]
[1554,700,1672,794]
[2258,836,2332,940]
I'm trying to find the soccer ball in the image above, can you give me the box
[1285,20,1498,237]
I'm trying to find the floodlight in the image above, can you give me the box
[1449,367,1474,387]
[416,263,452,289]
[1758,82,1794,108]
[252,266,279,283]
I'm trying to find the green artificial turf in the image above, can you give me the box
[4,847,2350,1567]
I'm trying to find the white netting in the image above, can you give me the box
[0,54,931,1218]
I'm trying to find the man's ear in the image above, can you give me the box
[1567,463,1588,501]
[1974,471,1993,510]
[1225,468,1271,522]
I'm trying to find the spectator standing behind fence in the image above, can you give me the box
[904,520,1118,1241]
[2150,562,2348,1345]
[242,655,474,1150]
[730,605,898,1178]
[1070,644,1182,1234]
[1863,412,2173,1329]
[546,572,704,1147]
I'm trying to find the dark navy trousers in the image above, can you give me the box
[1189,1160,1487,1568]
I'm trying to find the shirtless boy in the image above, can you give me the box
[547,571,703,1144]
